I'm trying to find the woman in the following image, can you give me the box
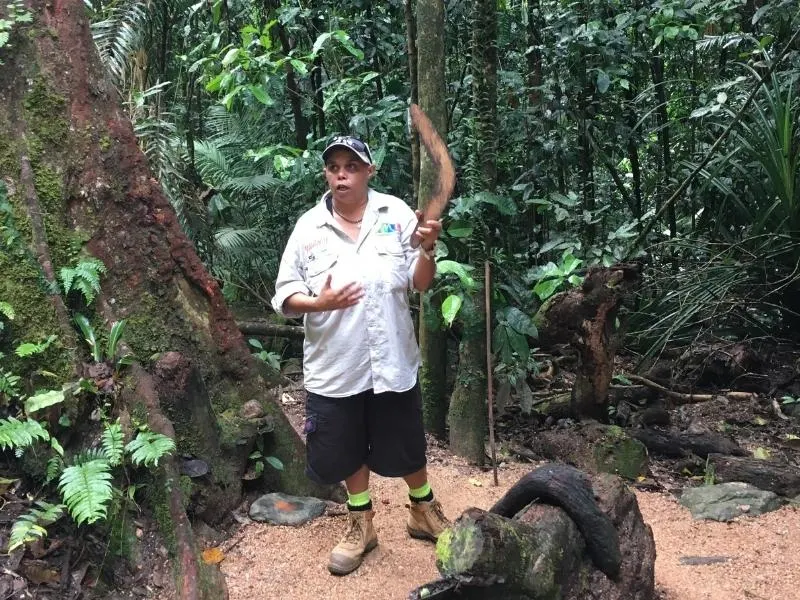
[271,135,449,576]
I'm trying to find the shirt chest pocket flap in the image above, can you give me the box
[305,253,338,295]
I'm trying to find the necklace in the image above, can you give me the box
[332,201,367,225]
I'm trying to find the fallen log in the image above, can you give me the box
[411,464,655,600]
[708,454,800,497]
[237,320,304,338]
[631,428,746,458]
[490,463,620,578]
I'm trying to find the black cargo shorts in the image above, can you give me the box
[303,383,427,484]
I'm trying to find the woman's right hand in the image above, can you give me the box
[314,275,364,311]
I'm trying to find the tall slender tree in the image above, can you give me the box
[447,0,497,463]
[414,0,450,437]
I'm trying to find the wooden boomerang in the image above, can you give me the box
[409,103,456,248]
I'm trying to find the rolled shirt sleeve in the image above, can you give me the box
[271,230,310,319]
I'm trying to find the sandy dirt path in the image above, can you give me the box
[220,457,799,600]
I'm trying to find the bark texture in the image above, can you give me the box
[535,264,641,420]
[413,464,655,600]
[0,2,338,597]
[415,0,449,437]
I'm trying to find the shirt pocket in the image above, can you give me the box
[374,238,408,291]
[305,253,338,296]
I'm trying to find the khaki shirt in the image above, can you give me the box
[271,189,423,397]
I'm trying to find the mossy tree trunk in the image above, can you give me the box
[0,1,338,597]
[447,0,497,463]
[415,0,449,438]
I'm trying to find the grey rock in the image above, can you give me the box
[680,482,785,521]
[679,555,731,566]
[249,493,326,526]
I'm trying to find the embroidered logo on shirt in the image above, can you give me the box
[376,222,402,235]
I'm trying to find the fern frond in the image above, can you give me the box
[0,417,50,452]
[102,421,125,467]
[74,314,101,363]
[0,301,14,320]
[125,431,175,467]
[0,371,21,397]
[60,266,77,297]
[45,455,64,484]
[8,501,64,552]
[58,459,114,526]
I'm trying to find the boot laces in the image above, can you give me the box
[343,514,364,544]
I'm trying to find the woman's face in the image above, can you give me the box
[323,148,374,204]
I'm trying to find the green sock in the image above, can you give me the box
[347,490,372,511]
[408,482,433,502]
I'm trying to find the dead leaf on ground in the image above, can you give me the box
[201,547,225,565]
[29,538,63,559]
[468,478,483,487]
[20,560,60,585]
[274,500,297,512]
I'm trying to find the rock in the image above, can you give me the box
[240,399,265,420]
[679,555,731,566]
[180,458,209,478]
[592,427,649,480]
[680,482,785,521]
[249,493,326,526]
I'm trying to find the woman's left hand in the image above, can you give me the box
[413,210,442,250]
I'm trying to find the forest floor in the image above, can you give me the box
[220,369,800,600]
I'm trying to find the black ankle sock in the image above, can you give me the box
[409,491,434,503]
[347,500,373,512]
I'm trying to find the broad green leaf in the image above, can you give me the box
[441,295,463,327]
[332,30,364,60]
[533,277,562,301]
[249,85,272,106]
[221,47,240,67]
[265,456,284,471]
[664,26,680,39]
[447,221,473,238]
[596,70,610,94]
[25,390,64,415]
[311,32,332,55]
[504,307,537,337]
[437,260,476,290]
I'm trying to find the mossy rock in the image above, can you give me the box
[592,426,648,480]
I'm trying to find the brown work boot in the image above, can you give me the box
[407,499,450,542]
[327,510,378,575]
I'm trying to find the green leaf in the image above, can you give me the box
[332,30,364,60]
[8,502,64,552]
[311,31,332,55]
[101,421,125,467]
[106,320,126,361]
[664,26,679,39]
[50,437,64,457]
[437,260,476,290]
[248,85,272,106]
[504,307,537,337]
[441,295,463,327]
[58,460,113,525]
[596,70,610,94]
[74,314,101,362]
[447,221,473,238]
[533,277,563,301]
[265,456,284,471]
[0,417,49,452]
[125,431,176,468]
[25,389,64,415]
[221,47,240,67]
[0,301,14,320]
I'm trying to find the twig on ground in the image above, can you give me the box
[626,375,755,405]
[771,398,790,421]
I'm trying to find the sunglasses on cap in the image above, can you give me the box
[322,135,373,165]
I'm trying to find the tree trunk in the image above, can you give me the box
[0,1,338,596]
[534,265,641,420]
[447,0,497,463]
[404,0,421,208]
[415,0,449,438]
[708,454,800,497]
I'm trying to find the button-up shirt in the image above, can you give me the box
[271,189,423,397]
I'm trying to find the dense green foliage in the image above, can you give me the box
[87,0,800,377]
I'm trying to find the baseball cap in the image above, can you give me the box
[322,135,373,165]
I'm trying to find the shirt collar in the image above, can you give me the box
[313,188,389,228]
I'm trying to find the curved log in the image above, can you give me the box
[489,463,621,579]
